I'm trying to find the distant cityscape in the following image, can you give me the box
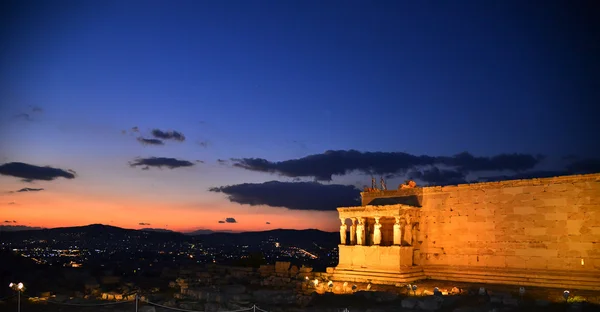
[0,225,339,278]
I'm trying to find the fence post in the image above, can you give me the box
[135,293,138,312]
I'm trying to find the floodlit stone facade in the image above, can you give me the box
[331,173,600,290]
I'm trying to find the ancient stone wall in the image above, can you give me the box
[337,246,414,271]
[417,173,600,272]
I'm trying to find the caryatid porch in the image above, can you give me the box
[335,204,421,275]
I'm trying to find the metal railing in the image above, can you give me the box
[0,292,273,312]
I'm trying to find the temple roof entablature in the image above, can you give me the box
[337,204,421,220]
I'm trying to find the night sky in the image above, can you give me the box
[1,1,599,232]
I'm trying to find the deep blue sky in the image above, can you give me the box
[1,1,599,231]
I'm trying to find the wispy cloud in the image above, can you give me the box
[139,222,151,225]
[14,113,32,121]
[129,157,195,169]
[137,137,165,146]
[152,129,185,142]
[225,217,237,223]
[16,188,44,192]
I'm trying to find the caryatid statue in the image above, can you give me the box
[373,217,382,245]
[402,215,413,246]
[339,219,347,245]
[380,177,387,191]
[349,218,357,245]
[356,218,365,245]
[393,217,402,245]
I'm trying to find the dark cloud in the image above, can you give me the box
[8,201,17,205]
[231,150,542,181]
[438,152,542,172]
[121,130,127,135]
[225,218,237,223]
[14,113,31,121]
[196,160,204,164]
[566,158,600,174]
[217,159,228,165]
[197,140,209,148]
[218,220,226,224]
[129,157,195,169]
[266,222,271,225]
[137,137,165,146]
[17,188,44,192]
[31,106,43,113]
[209,181,361,211]
[478,171,569,183]
[4,220,17,223]
[152,129,185,142]
[0,162,76,181]
[475,158,600,183]
[131,126,139,132]
[408,167,467,186]
[139,222,151,226]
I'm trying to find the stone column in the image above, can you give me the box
[393,217,402,245]
[373,217,382,245]
[349,218,357,245]
[356,217,365,246]
[339,218,347,245]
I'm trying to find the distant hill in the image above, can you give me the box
[0,225,46,231]
[140,227,176,233]
[193,228,339,248]
[185,229,215,235]
[0,223,186,243]
[0,224,338,249]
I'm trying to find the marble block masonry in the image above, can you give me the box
[329,173,600,290]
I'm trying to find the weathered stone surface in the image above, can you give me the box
[334,173,600,290]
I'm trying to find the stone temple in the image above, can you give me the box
[330,173,600,290]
